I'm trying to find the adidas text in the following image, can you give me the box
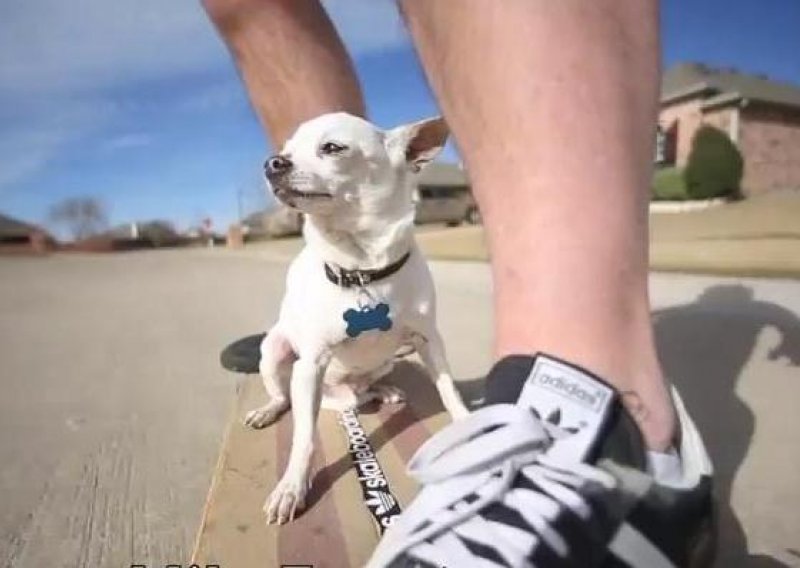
[536,372,606,411]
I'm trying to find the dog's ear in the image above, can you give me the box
[385,117,449,171]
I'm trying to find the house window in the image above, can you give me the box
[655,125,666,164]
[655,121,678,166]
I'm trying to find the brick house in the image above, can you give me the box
[0,213,55,254]
[657,63,800,196]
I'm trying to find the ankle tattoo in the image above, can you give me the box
[620,389,676,451]
[621,390,650,423]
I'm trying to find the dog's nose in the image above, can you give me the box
[265,155,293,177]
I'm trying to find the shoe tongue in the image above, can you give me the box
[486,354,616,462]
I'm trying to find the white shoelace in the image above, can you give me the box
[367,404,617,568]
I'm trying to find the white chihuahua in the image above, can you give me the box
[249,112,469,525]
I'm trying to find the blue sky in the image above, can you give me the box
[1,0,798,238]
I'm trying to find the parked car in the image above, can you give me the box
[414,186,480,226]
[414,162,480,226]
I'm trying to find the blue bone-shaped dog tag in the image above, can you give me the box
[343,303,392,338]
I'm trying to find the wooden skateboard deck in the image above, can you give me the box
[192,361,451,568]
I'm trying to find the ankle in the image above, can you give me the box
[580,349,678,452]
[493,285,677,450]
[619,383,677,452]
[497,339,677,451]
[610,341,678,452]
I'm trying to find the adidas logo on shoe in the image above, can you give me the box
[517,355,615,461]
[535,371,609,412]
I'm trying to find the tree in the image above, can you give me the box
[139,220,180,247]
[684,125,744,199]
[48,197,108,240]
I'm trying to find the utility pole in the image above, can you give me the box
[236,186,244,223]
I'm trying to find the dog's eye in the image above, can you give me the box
[320,141,348,156]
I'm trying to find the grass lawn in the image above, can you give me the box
[649,190,800,242]
[414,190,800,278]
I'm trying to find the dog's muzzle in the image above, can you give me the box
[265,154,293,181]
[264,154,333,207]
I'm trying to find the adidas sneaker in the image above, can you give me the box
[367,353,715,568]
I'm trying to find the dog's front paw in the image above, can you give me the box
[264,475,309,524]
[244,402,286,429]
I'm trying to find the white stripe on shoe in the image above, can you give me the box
[609,523,676,568]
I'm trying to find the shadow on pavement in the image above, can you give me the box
[654,284,800,567]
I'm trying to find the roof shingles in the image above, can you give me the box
[0,213,39,239]
[662,63,800,110]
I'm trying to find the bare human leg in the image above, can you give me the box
[202,0,365,147]
[400,0,675,450]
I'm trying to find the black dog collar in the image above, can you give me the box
[324,251,411,288]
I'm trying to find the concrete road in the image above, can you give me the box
[1,249,799,567]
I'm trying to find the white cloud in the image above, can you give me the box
[0,0,407,96]
[0,0,409,191]
[0,130,67,190]
[0,0,226,95]
[0,97,118,192]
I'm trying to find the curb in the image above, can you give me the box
[190,380,242,565]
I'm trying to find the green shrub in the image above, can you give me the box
[652,167,688,201]
[684,125,743,199]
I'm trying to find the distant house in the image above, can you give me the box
[70,220,183,252]
[104,220,182,247]
[0,213,55,254]
[414,162,479,225]
[241,207,303,239]
[658,63,800,196]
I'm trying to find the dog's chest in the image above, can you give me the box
[281,245,432,368]
[329,324,405,374]
[322,281,420,377]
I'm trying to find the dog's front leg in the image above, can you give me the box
[412,330,470,421]
[264,354,326,524]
